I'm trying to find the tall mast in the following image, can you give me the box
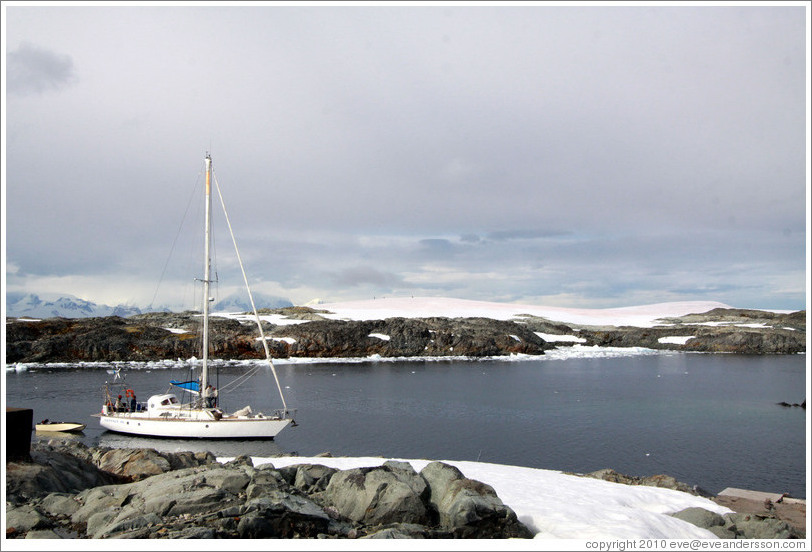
[201,153,212,396]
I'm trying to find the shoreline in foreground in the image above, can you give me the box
[4,441,806,541]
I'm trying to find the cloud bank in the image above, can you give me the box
[3,4,807,312]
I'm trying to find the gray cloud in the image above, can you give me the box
[485,229,573,242]
[418,239,458,259]
[7,41,76,95]
[329,266,404,288]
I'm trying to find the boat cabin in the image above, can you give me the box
[147,393,181,414]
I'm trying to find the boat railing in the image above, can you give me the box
[272,408,297,420]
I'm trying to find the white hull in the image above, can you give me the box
[96,412,291,439]
[36,423,86,433]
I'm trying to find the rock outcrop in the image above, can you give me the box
[581,471,805,539]
[5,442,532,540]
[519,308,806,354]
[5,313,554,363]
[581,468,713,497]
[5,440,217,507]
[271,316,550,358]
[579,469,806,539]
[573,325,805,354]
[670,507,803,539]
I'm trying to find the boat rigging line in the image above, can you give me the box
[212,171,290,414]
[148,171,204,311]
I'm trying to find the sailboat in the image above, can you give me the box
[94,154,294,439]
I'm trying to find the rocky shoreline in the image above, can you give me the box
[5,306,806,364]
[6,441,532,539]
[5,441,805,540]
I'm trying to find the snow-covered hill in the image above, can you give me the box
[311,296,736,328]
[7,293,783,328]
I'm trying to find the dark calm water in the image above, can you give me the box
[5,353,808,498]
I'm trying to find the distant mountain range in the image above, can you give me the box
[5,292,293,319]
[5,293,143,319]
[211,291,293,313]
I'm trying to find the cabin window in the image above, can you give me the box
[161,399,170,406]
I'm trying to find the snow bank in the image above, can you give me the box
[223,455,731,540]
[212,312,310,326]
[658,336,695,345]
[163,327,190,334]
[535,332,587,343]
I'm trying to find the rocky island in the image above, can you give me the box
[5,304,806,364]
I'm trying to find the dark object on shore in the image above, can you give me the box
[776,400,805,409]
[5,407,33,462]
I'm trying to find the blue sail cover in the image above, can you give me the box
[170,380,200,395]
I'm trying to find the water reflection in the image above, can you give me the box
[34,430,84,442]
[96,432,289,459]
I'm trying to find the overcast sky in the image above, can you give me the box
[2,2,809,312]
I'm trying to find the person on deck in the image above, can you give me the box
[211,386,218,408]
[203,384,213,408]
[130,394,137,412]
[114,395,123,412]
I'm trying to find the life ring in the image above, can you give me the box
[125,389,135,398]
